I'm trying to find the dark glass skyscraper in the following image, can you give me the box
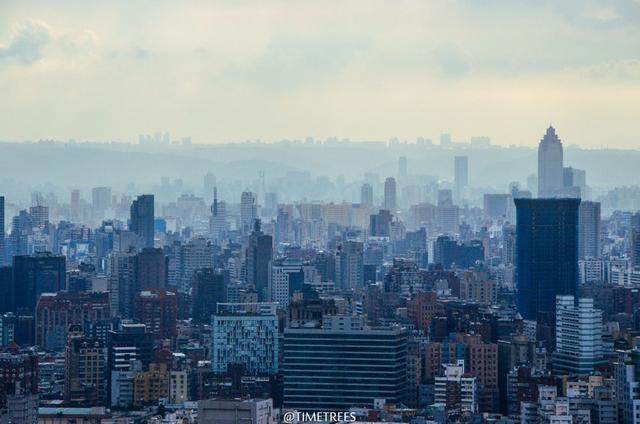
[0,196,5,265]
[12,252,66,315]
[246,220,273,301]
[130,194,155,248]
[515,198,580,319]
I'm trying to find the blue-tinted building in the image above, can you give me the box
[283,326,407,410]
[515,198,580,320]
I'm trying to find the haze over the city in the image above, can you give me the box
[2,0,640,147]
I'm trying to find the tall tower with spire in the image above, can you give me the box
[537,126,564,198]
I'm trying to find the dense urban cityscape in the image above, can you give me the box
[3,0,640,423]
[0,127,640,423]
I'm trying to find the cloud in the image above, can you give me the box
[0,20,52,65]
[431,43,471,78]
[0,19,97,69]
[225,34,369,90]
[583,59,640,81]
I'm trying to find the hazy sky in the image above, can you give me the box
[1,1,639,148]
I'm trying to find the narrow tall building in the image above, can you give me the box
[454,156,469,202]
[0,196,5,266]
[240,191,257,235]
[515,198,580,319]
[537,126,564,198]
[384,177,397,211]
[578,201,601,260]
[336,241,364,290]
[246,221,273,302]
[130,195,154,248]
[360,183,373,207]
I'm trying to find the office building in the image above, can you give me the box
[192,268,228,325]
[554,295,603,375]
[515,198,580,319]
[433,236,484,269]
[0,196,4,266]
[209,187,228,242]
[269,259,304,309]
[135,247,168,291]
[578,201,601,260]
[130,194,154,248]
[246,221,273,302]
[361,183,374,207]
[64,326,108,405]
[483,194,511,219]
[211,303,279,375]
[283,326,408,410]
[35,292,110,351]
[134,290,177,340]
[369,209,392,237]
[454,156,468,202]
[240,191,258,234]
[12,252,66,315]
[384,177,397,211]
[537,126,564,198]
[336,241,364,290]
[133,363,169,406]
[91,187,112,213]
[178,237,214,293]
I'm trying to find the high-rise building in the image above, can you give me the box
[246,221,273,301]
[64,326,108,405]
[240,191,258,234]
[454,156,469,202]
[616,349,640,424]
[107,323,154,397]
[483,194,511,219]
[434,360,478,415]
[130,195,154,248]
[70,189,81,222]
[211,303,279,375]
[283,326,408,410]
[192,268,228,325]
[12,252,66,315]
[35,292,110,351]
[134,290,177,340]
[0,196,5,266]
[369,209,392,237]
[28,205,49,229]
[537,126,564,198]
[384,177,397,211]
[92,187,112,214]
[135,248,167,291]
[554,296,603,375]
[578,201,601,260]
[209,187,228,242]
[178,237,214,293]
[336,241,363,290]
[269,259,305,309]
[360,183,373,207]
[515,198,580,319]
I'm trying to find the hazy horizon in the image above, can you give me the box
[2,1,639,148]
